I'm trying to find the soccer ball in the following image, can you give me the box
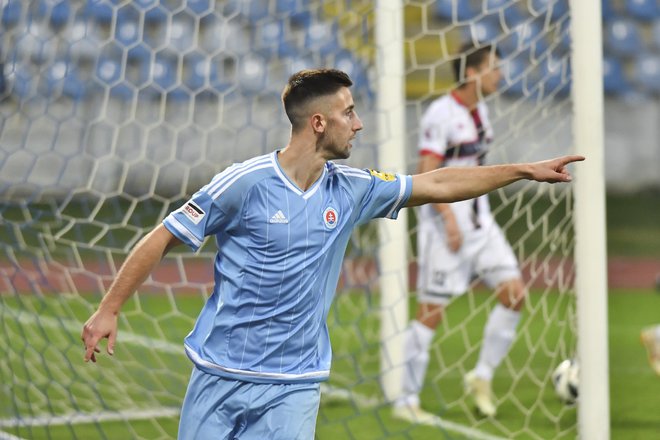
[551,359,579,404]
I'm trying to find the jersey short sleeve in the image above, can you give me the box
[354,169,412,225]
[162,169,246,251]
[418,100,449,158]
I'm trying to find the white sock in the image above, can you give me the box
[398,320,435,407]
[473,304,521,381]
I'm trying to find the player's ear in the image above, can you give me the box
[465,65,479,82]
[310,113,326,134]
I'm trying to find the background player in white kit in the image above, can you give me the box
[81,68,582,439]
[394,43,527,420]
[641,324,660,376]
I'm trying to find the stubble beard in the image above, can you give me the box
[319,135,351,161]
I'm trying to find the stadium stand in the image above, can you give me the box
[605,18,644,57]
[633,53,660,93]
[603,56,631,95]
[624,0,660,21]
[435,0,479,22]
[1,0,660,103]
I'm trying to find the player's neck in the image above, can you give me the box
[452,87,479,110]
[278,141,326,191]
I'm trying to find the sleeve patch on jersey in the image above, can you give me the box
[369,169,396,181]
[180,201,206,225]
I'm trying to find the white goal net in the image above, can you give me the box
[0,1,588,439]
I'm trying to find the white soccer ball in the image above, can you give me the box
[551,358,579,404]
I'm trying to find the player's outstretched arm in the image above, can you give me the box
[81,224,182,363]
[406,155,585,207]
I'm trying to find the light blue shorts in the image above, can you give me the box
[178,367,321,440]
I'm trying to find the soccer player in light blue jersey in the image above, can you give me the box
[82,68,583,439]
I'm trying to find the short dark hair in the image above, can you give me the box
[452,43,500,86]
[282,69,353,131]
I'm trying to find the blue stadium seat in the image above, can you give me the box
[126,43,152,63]
[304,20,340,56]
[531,0,569,22]
[226,0,269,23]
[556,16,571,52]
[286,55,315,76]
[485,0,526,27]
[625,0,660,21]
[200,20,250,56]
[34,0,72,29]
[152,16,195,55]
[2,0,21,28]
[254,19,298,58]
[604,18,643,57]
[186,0,213,15]
[466,16,502,46]
[4,62,34,99]
[42,60,86,99]
[183,52,219,94]
[501,55,527,96]
[435,0,479,22]
[114,12,141,49]
[14,22,56,65]
[633,53,660,93]
[601,0,617,22]
[148,55,186,99]
[85,0,119,24]
[238,54,268,95]
[499,20,548,59]
[540,56,570,98]
[333,50,368,91]
[652,19,660,50]
[133,0,164,23]
[276,0,312,26]
[65,18,103,60]
[602,56,631,96]
[95,57,134,99]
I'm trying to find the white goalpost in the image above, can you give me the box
[0,1,608,439]
[570,0,610,438]
[375,0,408,404]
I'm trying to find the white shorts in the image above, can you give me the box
[416,219,520,305]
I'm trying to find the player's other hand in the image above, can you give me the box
[528,155,585,183]
[444,218,463,253]
[81,309,118,363]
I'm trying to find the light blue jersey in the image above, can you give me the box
[163,151,412,384]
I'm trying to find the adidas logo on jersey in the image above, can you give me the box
[269,210,289,224]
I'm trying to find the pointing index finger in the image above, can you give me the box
[561,155,585,165]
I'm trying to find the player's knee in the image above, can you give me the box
[497,279,526,311]
[416,303,445,329]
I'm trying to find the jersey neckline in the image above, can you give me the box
[270,150,327,200]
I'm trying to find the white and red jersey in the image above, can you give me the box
[417,92,495,233]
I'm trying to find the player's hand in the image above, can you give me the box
[528,155,585,183]
[81,309,118,363]
[444,218,462,253]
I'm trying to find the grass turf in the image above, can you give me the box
[1,289,659,439]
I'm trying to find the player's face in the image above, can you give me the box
[320,87,364,160]
[477,54,502,96]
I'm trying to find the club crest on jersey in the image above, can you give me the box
[369,169,396,181]
[181,201,205,225]
[323,207,338,229]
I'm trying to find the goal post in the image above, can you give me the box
[570,0,610,438]
[375,0,408,404]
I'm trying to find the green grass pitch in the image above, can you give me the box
[1,288,658,440]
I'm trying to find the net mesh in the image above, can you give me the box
[1,1,577,439]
